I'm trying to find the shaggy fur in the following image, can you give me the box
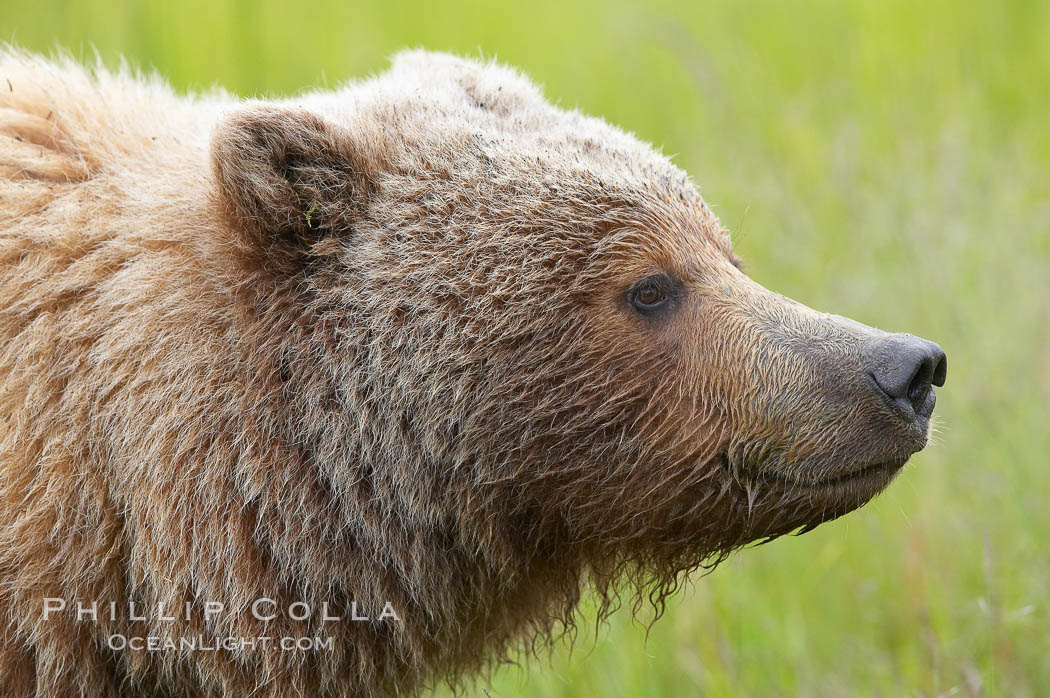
[0,50,938,697]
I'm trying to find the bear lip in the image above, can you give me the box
[719,451,911,491]
[762,457,909,491]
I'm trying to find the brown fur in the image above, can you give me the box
[0,50,937,697]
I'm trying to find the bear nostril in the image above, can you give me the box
[906,359,933,413]
[866,334,947,420]
[907,351,947,413]
[931,352,947,388]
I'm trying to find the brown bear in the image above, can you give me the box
[0,50,946,697]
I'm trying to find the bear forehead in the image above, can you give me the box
[306,51,698,196]
[300,51,729,265]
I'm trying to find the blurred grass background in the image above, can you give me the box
[4,0,1048,695]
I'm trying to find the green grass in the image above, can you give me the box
[4,0,1049,695]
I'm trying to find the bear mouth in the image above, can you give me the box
[761,458,908,492]
[720,452,909,492]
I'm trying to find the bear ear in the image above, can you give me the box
[211,106,374,258]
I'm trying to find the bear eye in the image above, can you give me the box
[627,275,677,316]
[636,285,663,307]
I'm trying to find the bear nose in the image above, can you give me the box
[865,334,947,418]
